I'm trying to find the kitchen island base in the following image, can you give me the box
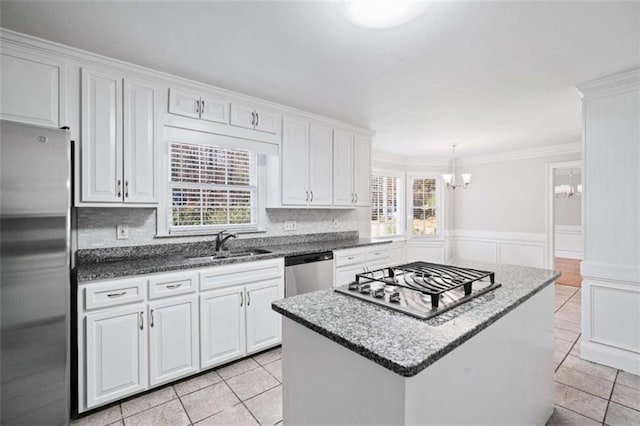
[282,285,554,425]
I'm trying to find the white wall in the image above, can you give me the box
[577,69,640,375]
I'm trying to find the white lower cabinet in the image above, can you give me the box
[334,244,392,287]
[148,295,199,386]
[200,287,246,369]
[85,305,147,409]
[78,258,284,413]
[246,280,282,354]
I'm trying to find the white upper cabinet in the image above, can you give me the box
[281,117,333,207]
[333,130,355,206]
[354,134,371,206]
[308,123,333,206]
[245,280,283,354]
[81,68,123,203]
[230,103,279,134]
[0,51,66,127]
[148,295,199,386]
[168,88,228,124]
[81,68,159,205]
[332,130,370,207]
[281,117,310,205]
[123,79,158,203]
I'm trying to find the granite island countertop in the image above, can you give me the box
[272,260,560,377]
[76,237,391,282]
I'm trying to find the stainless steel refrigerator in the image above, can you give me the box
[1,120,70,425]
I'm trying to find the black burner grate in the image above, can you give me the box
[355,262,495,308]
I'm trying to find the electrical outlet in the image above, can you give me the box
[284,220,296,231]
[116,224,129,240]
[333,219,339,229]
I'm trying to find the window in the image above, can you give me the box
[409,177,439,236]
[169,142,257,233]
[370,172,404,238]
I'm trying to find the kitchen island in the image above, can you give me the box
[272,261,560,425]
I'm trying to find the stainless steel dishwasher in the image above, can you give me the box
[284,251,334,297]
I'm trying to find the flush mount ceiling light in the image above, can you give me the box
[443,145,471,190]
[341,0,426,29]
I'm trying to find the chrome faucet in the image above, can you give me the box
[215,230,237,252]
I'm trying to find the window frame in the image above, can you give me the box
[370,168,405,240]
[157,137,263,237]
[406,173,444,240]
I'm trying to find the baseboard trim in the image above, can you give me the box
[581,340,640,375]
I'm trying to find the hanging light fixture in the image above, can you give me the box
[555,170,582,197]
[443,144,471,190]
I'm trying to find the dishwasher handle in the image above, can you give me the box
[285,251,334,267]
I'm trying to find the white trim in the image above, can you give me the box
[446,229,546,243]
[0,28,374,136]
[581,340,640,376]
[576,68,640,101]
[581,261,640,285]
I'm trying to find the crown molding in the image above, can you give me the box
[576,68,640,101]
[0,27,374,136]
[372,141,582,169]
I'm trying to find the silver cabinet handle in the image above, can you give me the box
[351,193,354,203]
[355,193,358,203]
[107,291,126,298]
[247,291,251,306]
[201,100,205,115]
[240,292,244,307]
[305,190,309,202]
[139,312,144,330]
[347,256,355,260]
[310,191,314,202]
[150,309,155,328]
[194,99,199,114]
[166,283,183,289]
[251,111,255,127]
[117,179,122,198]
[125,180,129,198]
[255,112,259,127]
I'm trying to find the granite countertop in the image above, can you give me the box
[272,260,560,378]
[76,237,391,282]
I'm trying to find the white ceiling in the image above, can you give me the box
[1,1,638,158]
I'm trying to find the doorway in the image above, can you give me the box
[547,161,582,287]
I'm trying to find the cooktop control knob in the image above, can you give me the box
[348,281,359,291]
[373,288,385,298]
[359,283,371,294]
[389,291,401,303]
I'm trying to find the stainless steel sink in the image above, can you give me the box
[186,248,271,262]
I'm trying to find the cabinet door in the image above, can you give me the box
[0,52,64,127]
[148,295,199,386]
[309,123,333,206]
[200,287,246,369]
[333,130,355,206]
[246,280,283,354]
[254,108,279,134]
[168,88,200,119]
[81,68,123,203]
[281,117,309,205]
[123,79,157,204]
[354,135,371,206]
[199,92,228,124]
[85,305,147,409]
[229,103,256,130]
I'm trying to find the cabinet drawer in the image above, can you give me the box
[334,249,365,267]
[83,277,146,310]
[335,264,367,287]
[148,271,198,300]
[200,258,284,292]
[365,246,390,262]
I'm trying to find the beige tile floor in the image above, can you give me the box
[73,284,640,425]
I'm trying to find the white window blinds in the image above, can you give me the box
[371,174,402,237]
[169,142,257,232]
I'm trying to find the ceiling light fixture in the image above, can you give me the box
[443,145,471,190]
[555,170,582,198]
[340,0,426,29]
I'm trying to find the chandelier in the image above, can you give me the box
[555,170,582,197]
[443,145,471,190]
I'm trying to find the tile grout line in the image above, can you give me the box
[556,404,606,424]
[175,385,196,426]
[602,370,619,426]
[119,391,180,423]
[219,376,263,425]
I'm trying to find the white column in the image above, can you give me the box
[576,69,640,374]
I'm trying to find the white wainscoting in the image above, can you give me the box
[555,225,583,259]
[447,230,547,268]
